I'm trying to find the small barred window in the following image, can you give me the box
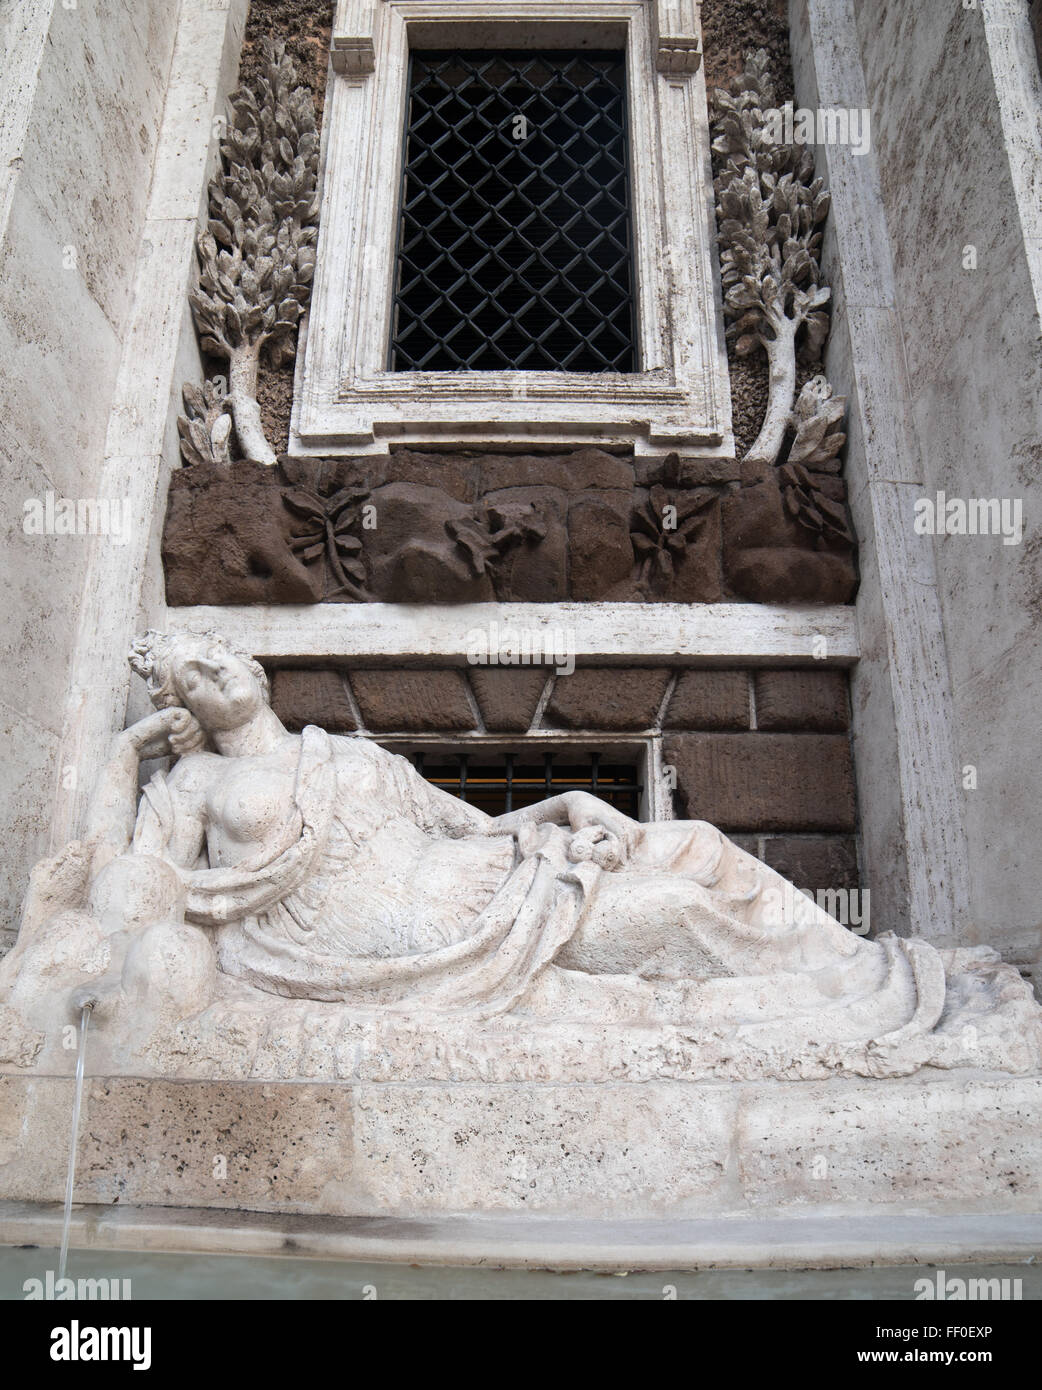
[401,748,644,819]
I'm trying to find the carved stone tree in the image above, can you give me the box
[711,52,857,603]
[186,39,319,465]
[712,50,832,480]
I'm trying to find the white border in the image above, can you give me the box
[165,602,859,663]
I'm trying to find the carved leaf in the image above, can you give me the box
[282,488,327,521]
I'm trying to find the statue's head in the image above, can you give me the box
[129,630,270,734]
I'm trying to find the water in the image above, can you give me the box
[57,1004,91,1282]
[3,1247,1040,1300]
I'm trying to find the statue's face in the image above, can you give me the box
[170,639,264,732]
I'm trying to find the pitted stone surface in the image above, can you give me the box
[271,668,357,732]
[754,670,849,731]
[468,668,548,732]
[349,669,474,732]
[4,1073,1042,1219]
[664,733,857,831]
[736,1077,1042,1210]
[763,837,859,892]
[663,671,750,730]
[545,669,672,730]
[349,1082,737,1217]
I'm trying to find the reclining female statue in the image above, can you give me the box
[2,629,950,1060]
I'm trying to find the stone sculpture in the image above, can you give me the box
[184,39,319,466]
[711,51,858,602]
[2,630,1038,1086]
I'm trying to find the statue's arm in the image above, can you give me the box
[86,709,207,872]
[367,743,635,845]
[376,744,493,836]
[131,757,209,868]
[489,790,634,839]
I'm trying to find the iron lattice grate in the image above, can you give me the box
[390,50,636,373]
[409,749,643,818]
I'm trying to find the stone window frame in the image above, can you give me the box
[291,0,733,467]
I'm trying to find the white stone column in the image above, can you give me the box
[48,0,249,852]
[789,0,973,945]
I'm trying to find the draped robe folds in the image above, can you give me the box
[138,726,947,1047]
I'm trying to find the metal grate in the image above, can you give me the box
[390,50,636,373]
[410,750,642,819]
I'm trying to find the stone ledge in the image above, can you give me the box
[3,1200,1042,1273]
[165,603,861,664]
[2,1072,1039,1222]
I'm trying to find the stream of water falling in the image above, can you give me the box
[57,1003,92,1282]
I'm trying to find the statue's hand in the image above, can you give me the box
[122,707,206,760]
[565,792,638,865]
[566,824,625,871]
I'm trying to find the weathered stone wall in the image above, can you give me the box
[852,0,1042,961]
[5,1072,1041,1219]
[0,0,182,933]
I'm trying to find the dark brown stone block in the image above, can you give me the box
[546,669,671,730]
[725,545,857,604]
[163,463,319,606]
[666,500,724,602]
[663,733,857,832]
[728,834,761,859]
[350,670,476,732]
[567,495,637,600]
[477,447,635,494]
[763,836,860,892]
[469,668,548,732]
[631,486,724,601]
[364,482,496,604]
[482,487,569,601]
[382,449,477,502]
[271,669,358,732]
[754,670,850,731]
[721,476,857,604]
[663,671,750,730]
[677,455,742,486]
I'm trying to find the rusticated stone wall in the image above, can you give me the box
[265,663,859,890]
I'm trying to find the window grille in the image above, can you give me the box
[390,50,636,372]
[407,749,643,818]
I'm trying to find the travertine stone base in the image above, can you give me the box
[2,1072,1039,1221]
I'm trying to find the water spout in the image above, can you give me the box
[57,1003,92,1282]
